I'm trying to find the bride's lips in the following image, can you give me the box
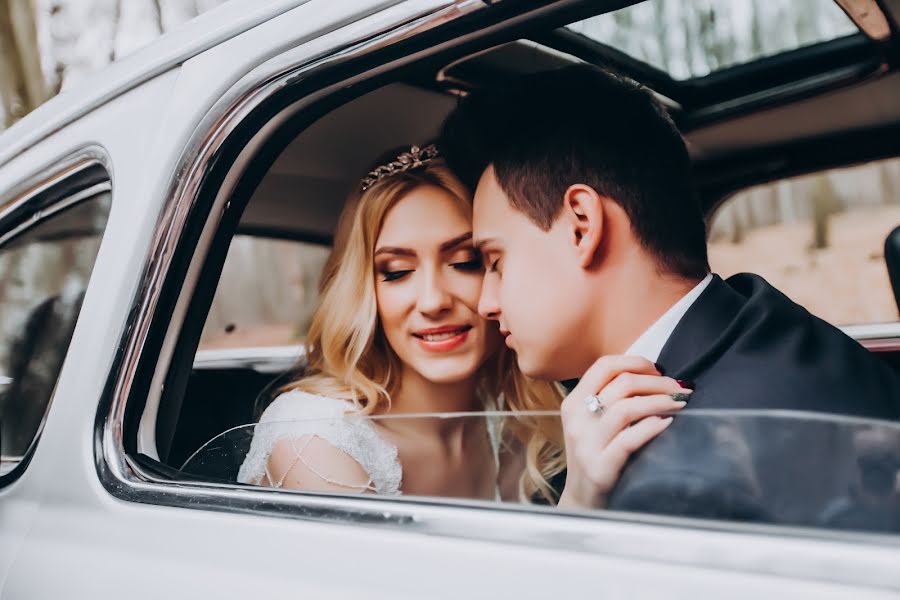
[413,325,473,352]
[500,328,513,348]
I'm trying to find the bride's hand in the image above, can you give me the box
[557,356,691,509]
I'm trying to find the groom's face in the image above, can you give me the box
[472,167,594,381]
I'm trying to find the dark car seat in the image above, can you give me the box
[162,356,308,469]
[884,224,900,314]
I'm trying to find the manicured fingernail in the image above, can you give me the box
[673,400,687,408]
[676,379,694,389]
[670,392,691,403]
[661,416,674,425]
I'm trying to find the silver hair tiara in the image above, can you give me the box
[360,144,439,192]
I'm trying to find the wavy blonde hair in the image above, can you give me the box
[280,154,565,503]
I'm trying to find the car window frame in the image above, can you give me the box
[0,146,112,488]
[93,0,900,586]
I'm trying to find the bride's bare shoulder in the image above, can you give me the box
[267,433,372,493]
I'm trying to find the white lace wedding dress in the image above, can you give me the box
[237,389,501,496]
[237,390,403,494]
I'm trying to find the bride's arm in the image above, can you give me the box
[265,434,374,493]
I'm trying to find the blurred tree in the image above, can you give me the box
[0,0,46,128]
[810,174,842,251]
[882,163,899,205]
[0,0,228,132]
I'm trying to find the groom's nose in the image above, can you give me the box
[478,276,501,321]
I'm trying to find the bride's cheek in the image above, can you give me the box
[459,276,485,308]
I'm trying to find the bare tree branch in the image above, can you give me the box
[151,0,164,34]
[0,0,47,128]
[109,0,122,63]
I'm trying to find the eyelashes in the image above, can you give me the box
[379,269,413,282]
[376,259,483,282]
[451,259,483,272]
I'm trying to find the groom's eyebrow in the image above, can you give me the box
[439,232,473,252]
[474,237,498,250]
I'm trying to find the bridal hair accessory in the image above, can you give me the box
[360,144,439,192]
[584,394,604,415]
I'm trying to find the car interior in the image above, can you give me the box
[117,0,900,476]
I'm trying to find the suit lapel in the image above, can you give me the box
[655,274,745,379]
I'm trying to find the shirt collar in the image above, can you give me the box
[625,273,714,364]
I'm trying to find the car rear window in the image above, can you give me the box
[198,235,330,351]
[708,156,900,326]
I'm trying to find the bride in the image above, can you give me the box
[238,145,564,501]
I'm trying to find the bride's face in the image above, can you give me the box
[373,185,501,385]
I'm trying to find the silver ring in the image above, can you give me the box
[584,394,604,414]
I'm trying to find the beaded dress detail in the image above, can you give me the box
[237,390,402,495]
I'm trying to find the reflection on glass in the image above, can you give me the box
[183,412,537,502]
[180,410,900,535]
[0,191,111,464]
[566,0,859,80]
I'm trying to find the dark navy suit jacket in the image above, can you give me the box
[603,274,900,529]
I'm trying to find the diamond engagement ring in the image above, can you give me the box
[585,394,604,414]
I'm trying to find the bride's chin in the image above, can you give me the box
[417,360,483,384]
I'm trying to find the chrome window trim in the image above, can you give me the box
[0,145,113,488]
[193,345,304,373]
[96,0,900,591]
[0,182,111,248]
[0,146,112,221]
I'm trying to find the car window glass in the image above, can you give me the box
[182,410,546,503]
[181,409,900,535]
[199,236,330,350]
[0,190,111,476]
[708,157,900,326]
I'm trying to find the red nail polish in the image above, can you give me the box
[676,379,695,389]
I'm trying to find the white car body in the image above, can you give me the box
[1,1,899,597]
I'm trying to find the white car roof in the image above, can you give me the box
[0,0,311,168]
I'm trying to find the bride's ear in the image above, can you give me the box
[563,184,604,268]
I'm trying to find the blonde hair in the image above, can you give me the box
[280,155,565,503]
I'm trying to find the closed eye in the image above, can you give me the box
[451,259,483,272]
[379,269,413,282]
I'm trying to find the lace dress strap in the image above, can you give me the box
[236,390,402,495]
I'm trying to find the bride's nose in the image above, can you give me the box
[416,267,452,316]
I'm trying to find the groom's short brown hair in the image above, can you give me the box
[439,64,709,280]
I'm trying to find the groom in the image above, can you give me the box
[440,65,900,519]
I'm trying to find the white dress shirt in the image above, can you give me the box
[625,273,714,364]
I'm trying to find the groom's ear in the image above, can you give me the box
[562,184,605,268]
